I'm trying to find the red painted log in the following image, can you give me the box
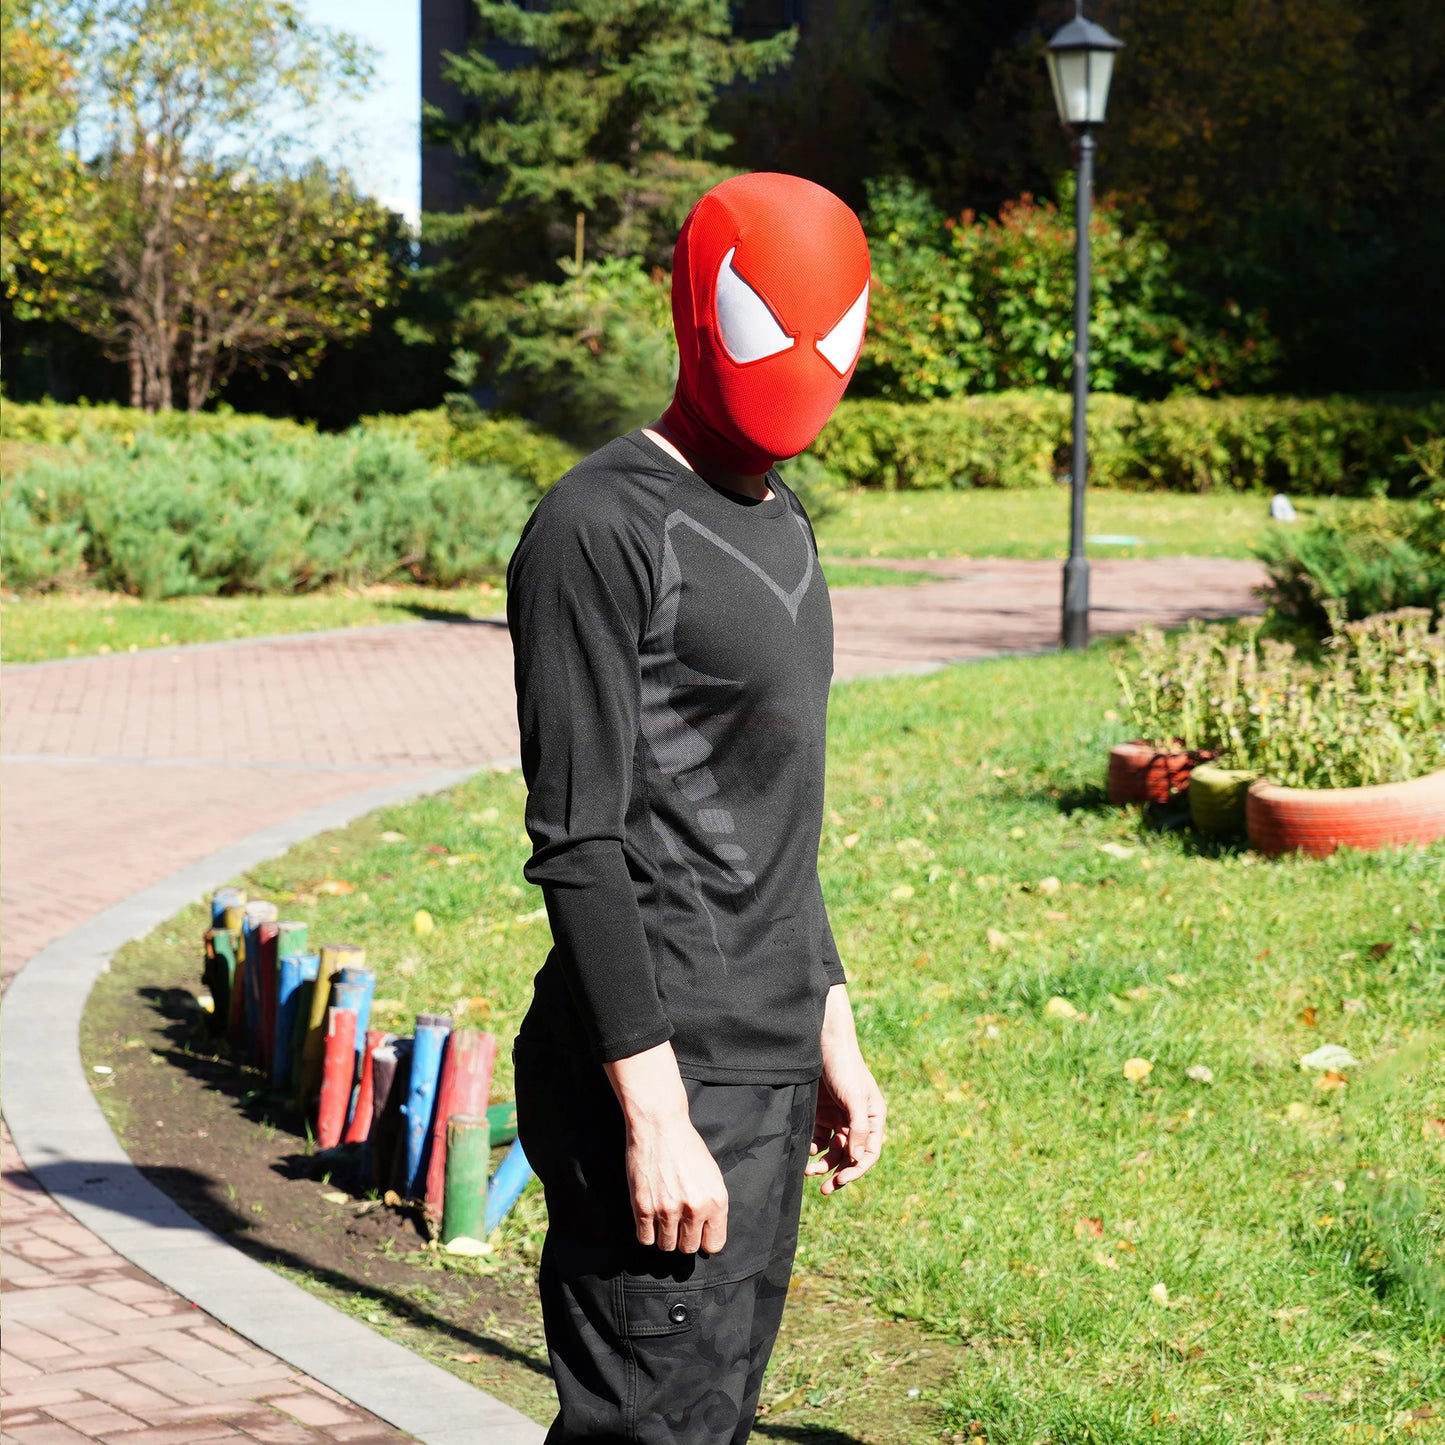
[316,1006,358,1151]
[424,1030,498,1226]
[344,1029,389,1145]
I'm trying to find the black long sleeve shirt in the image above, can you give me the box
[506,428,845,1084]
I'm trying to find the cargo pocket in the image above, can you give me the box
[620,1265,764,1442]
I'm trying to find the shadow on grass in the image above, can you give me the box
[392,602,507,627]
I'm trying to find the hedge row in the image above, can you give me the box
[4,391,1442,596]
[2,421,538,598]
[812,392,1445,495]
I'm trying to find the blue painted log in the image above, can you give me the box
[210,887,246,929]
[273,952,318,1088]
[401,1013,452,1199]
[483,1138,533,1235]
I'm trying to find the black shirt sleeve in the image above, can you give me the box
[813,870,847,988]
[506,481,674,1063]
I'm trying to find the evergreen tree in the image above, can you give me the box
[424,0,796,311]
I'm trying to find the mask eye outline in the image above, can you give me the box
[714,247,796,365]
[815,279,869,377]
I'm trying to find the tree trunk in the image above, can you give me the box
[128,342,143,408]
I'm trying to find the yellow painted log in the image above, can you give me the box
[297,942,364,1105]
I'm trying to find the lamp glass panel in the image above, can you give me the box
[1045,51,1067,124]
[1084,49,1116,122]
[1053,50,1091,125]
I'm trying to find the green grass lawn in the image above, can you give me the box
[86,647,1444,1441]
[813,487,1392,561]
[0,584,509,664]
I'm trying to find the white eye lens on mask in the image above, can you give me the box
[715,247,795,364]
[816,280,869,375]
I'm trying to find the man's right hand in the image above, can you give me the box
[604,1042,728,1254]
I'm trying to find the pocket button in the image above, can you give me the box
[667,1302,689,1326]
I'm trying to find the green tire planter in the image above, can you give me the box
[1188,764,1259,839]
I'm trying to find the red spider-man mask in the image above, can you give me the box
[661,173,870,476]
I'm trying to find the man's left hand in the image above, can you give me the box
[807,983,886,1194]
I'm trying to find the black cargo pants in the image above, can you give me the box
[514,1036,818,1444]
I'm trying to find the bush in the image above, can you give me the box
[0,420,538,598]
[810,392,1445,494]
[857,176,1278,402]
[1255,438,1445,630]
[363,406,582,492]
[1114,611,1445,789]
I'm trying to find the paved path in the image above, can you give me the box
[1,557,1265,1441]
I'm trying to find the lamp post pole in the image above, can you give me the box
[1063,128,1094,651]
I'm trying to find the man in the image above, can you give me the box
[507,172,886,1444]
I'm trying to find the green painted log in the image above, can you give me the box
[441,1114,491,1247]
[486,1101,517,1147]
[202,928,237,1038]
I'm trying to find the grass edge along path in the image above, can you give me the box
[83,647,1443,1445]
[1,563,942,666]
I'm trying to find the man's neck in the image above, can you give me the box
[644,418,774,503]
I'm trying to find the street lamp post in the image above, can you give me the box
[1044,6,1123,651]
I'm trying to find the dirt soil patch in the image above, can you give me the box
[82,923,965,1443]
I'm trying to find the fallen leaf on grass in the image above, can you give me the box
[1369,942,1393,960]
[1094,1250,1119,1270]
[380,830,406,842]
[842,832,861,849]
[1185,1065,1215,1084]
[1045,996,1081,1021]
[1098,842,1135,860]
[1300,1044,1359,1071]
[1423,1119,1445,1141]
[890,884,915,901]
[1314,1070,1349,1093]
[1298,1006,1319,1027]
[1044,909,1069,923]
[1123,1057,1154,1084]
[1341,997,1366,1014]
[413,909,435,936]
[1285,1102,1312,1122]
[316,878,354,896]
[426,843,449,855]
[1166,972,1192,988]
[1037,876,1061,895]
[449,1352,485,1363]
[1150,1281,1171,1307]
[1074,1216,1104,1239]
[1126,985,1152,1002]
[985,927,1009,951]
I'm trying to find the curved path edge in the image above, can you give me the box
[1,761,547,1445]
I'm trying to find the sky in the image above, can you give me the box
[298,0,421,223]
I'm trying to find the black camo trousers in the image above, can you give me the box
[514,1037,819,1444]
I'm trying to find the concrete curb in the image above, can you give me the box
[1,760,546,1445]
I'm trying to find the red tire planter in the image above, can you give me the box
[1107,742,1216,806]
[1245,768,1445,858]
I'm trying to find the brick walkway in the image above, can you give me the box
[1,557,1265,1441]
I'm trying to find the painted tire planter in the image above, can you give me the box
[1245,768,1445,858]
[1107,742,1216,806]
[1188,764,1259,840]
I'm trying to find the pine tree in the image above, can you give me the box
[425,0,796,307]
